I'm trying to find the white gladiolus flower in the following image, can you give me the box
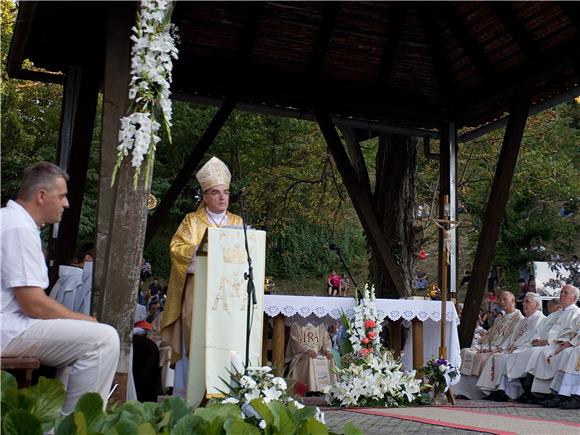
[113,0,179,188]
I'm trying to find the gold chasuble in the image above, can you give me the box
[161,205,242,362]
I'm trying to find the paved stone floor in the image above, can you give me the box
[322,399,580,434]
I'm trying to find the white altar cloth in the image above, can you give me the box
[263,295,461,369]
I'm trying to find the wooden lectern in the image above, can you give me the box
[187,227,266,407]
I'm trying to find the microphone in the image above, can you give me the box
[231,187,246,204]
[329,243,341,252]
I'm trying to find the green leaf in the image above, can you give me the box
[2,409,43,435]
[293,406,317,423]
[73,411,88,435]
[248,399,274,426]
[1,370,17,394]
[224,419,261,435]
[297,418,328,435]
[54,413,76,435]
[111,418,139,435]
[342,422,364,435]
[160,396,191,429]
[22,376,66,432]
[194,403,240,422]
[75,392,104,431]
[268,401,295,434]
[137,422,157,435]
[170,414,209,435]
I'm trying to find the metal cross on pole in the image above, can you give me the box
[432,195,460,360]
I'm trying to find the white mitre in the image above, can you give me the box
[195,156,231,191]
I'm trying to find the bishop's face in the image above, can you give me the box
[203,184,229,214]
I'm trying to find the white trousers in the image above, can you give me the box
[3,319,119,414]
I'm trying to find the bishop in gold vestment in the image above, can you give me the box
[160,157,242,372]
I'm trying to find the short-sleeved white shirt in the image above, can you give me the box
[0,200,44,351]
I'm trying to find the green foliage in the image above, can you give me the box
[1,371,65,433]
[1,371,357,434]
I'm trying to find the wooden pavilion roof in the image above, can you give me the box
[8,1,580,132]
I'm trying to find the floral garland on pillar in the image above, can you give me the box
[112,0,179,188]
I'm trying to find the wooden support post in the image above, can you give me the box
[388,319,402,358]
[50,66,101,285]
[412,318,424,371]
[93,4,141,402]
[272,314,285,376]
[315,111,407,298]
[459,95,530,348]
[262,315,270,366]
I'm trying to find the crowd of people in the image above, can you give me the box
[455,286,580,409]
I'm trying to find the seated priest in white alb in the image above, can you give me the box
[285,321,336,395]
[530,287,580,397]
[475,292,545,400]
[544,340,580,409]
[505,284,580,399]
[454,291,523,399]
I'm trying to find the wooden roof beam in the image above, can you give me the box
[487,3,539,61]
[459,92,530,348]
[455,39,579,121]
[440,5,496,82]
[377,5,407,85]
[309,2,340,77]
[315,111,407,298]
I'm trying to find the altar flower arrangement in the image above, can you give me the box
[423,356,460,393]
[113,0,179,188]
[221,366,325,430]
[326,285,422,407]
[325,349,422,407]
[345,285,384,357]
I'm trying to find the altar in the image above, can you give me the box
[262,295,461,373]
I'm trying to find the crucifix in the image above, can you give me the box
[432,195,460,361]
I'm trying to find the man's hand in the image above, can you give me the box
[531,339,548,347]
[324,350,332,360]
[307,350,317,358]
[555,342,572,354]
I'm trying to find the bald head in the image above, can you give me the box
[560,285,579,308]
[498,291,516,313]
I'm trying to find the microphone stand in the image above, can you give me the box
[237,190,257,369]
[330,244,363,302]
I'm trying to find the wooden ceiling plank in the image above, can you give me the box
[309,2,340,76]
[441,5,496,82]
[488,3,539,60]
[377,5,407,85]
[420,9,454,117]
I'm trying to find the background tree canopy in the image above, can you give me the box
[2,0,578,297]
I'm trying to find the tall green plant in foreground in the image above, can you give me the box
[1,371,362,435]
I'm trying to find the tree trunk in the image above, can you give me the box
[372,134,418,298]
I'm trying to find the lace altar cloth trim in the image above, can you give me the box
[264,295,459,323]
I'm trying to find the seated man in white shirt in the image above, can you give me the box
[0,162,119,415]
